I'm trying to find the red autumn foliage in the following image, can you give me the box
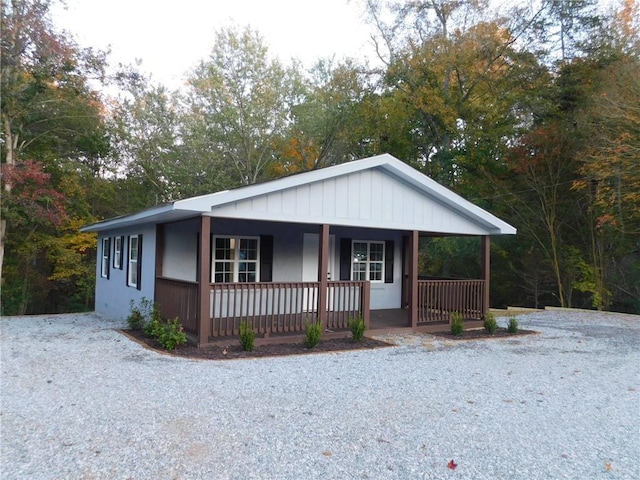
[1,160,68,228]
[447,459,458,470]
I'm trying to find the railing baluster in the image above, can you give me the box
[416,279,485,325]
[157,278,372,339]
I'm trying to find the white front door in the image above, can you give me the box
[302,233,335,281]
[302,233,335,312]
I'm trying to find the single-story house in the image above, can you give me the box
[81,153,516,346]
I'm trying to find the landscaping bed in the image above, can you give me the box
[123,329,393,360]
[123,326,537,360]
[429,327,538,340]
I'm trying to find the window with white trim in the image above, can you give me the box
[212,236,259,283]
[113,236,122,269]
[101,237,110,278]
[127,235,139,287]
[352,241,384,282]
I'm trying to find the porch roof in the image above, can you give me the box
[81,154,516,235]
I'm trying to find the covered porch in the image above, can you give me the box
[154,223,491,346]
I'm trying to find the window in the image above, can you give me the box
[101,237,110,278]
[352,241,384,282]
[113,236,123,269]
[212,236,259,283]
[127,235,141,288]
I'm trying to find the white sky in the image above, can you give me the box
[52,0,378,89]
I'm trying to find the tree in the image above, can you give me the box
[1,160,67,314]
[182,25,302,186]
[1,0,109,314]
[500,123,584,307]
[108,67,184,205]
[1,0,108,282]
[569,4,640,310]
[361,8,544,187]
[272,58,369,175]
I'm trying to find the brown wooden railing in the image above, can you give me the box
[209,280,370,337]
[155,277,199,335]
[156,277,479,337]
[417,279,485,324]
[326,280,370,330]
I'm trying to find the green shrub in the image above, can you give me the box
[158,317,187,351]
[348,315,366,342]
[483,312,497,334]
[304,319,323,348]
[507,316,519,334]
[143,315,163,338]
[127,299,186,351]
[239,321,255,352]
[126,301,146,330]
[126,297,155,330]
[450,312,464,336]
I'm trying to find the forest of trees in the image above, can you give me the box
[1,0,638,315]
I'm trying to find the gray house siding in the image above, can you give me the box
[159,219,404,311]
[332,226,404,310]
[95,223,156,320]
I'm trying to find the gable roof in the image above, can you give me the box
[81,154,516,235]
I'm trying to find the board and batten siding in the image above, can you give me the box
[209,168,488,235]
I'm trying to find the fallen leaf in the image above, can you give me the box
[604,462,612,471]
[322,451,332,457]
[447,459,457,470]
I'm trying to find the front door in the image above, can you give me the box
[302,233,335,312]
[302,233,335,281]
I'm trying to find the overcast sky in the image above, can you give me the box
[52,0,378,89]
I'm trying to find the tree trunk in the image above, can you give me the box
[0,218,5,286]
[0,113,17,283]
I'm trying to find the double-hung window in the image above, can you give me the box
[352,241,384,282]
[213,236,259,283]
[101,237,110,278]
[127,235,140,288]
[113,236,123,269]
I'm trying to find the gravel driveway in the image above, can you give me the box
[1,310,638,479]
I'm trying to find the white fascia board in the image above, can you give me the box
[80,203,177,232]
[379,158,517,235]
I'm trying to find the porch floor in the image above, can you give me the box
[367,308,484,336]
[369,308,410,331]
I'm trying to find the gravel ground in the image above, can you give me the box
[1,310,638,480]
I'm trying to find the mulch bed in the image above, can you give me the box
[122,327,538,361]
[429,327,538,340]
[122,329,393,360]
